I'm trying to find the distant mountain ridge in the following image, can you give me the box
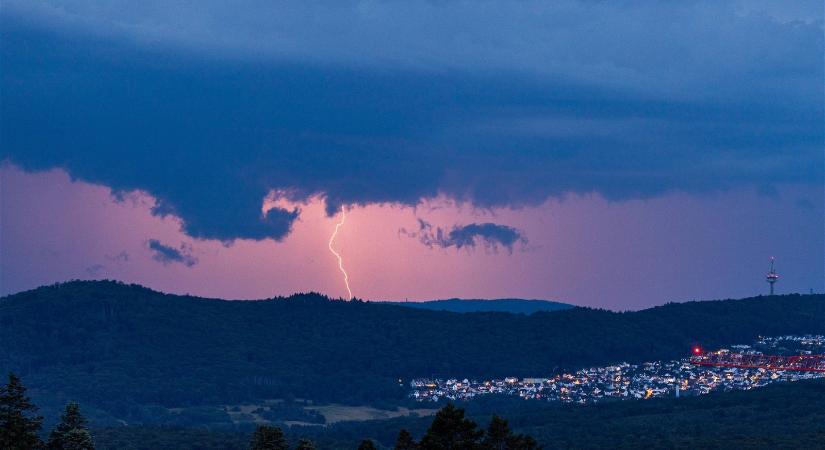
[383,298,572,314]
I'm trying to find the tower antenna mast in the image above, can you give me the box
[766,257,779,295]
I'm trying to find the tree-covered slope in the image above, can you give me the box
[1,281,823,412]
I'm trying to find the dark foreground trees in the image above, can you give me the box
[418,403,483,449]
[0,373,44,449]
[396,403,540,450]
[1,373,95,450]
[481,416,538,450]
[249,425,320,450]
[0,372,532,450]
[47,402,94,450]
[248,404,538,450]
[294,438,316,450]
[250,425,289,450]
[394,429,418,450]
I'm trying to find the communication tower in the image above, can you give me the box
[766,257,779,295]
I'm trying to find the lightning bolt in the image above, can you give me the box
[328,206,353,300]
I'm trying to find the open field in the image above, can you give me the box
[305,404,438,424]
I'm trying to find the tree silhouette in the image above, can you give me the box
[47,402,94,450]
[249,425,288,450]
[294,438,316,450]
[0,373,44,450]
[357,439,377,450]
[419,403,483,450]
[394,429,418,449]
[483,416,511,450]
[507,434,540,450]
[481,415,540,450]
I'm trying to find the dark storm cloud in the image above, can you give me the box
[403,220,527,253]
[1,1,822,242]
[147,239,198,267]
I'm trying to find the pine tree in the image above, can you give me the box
[419,403,483,450]
[55,429,95,450]
[394,429,418,450]
[482,416,510,450]
[0,373,44,450]
[294,438,316,450]
[481,416,541,450]
[249,425,289,450]
[47,402,94,450]
[357,440,377,450]
[507,434,540,450]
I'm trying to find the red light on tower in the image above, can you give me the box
[692,346,702,355]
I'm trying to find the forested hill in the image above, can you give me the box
[1,281,823,411]
[382,298,572,314]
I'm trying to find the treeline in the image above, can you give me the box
[3,372,541,450]
[248,404,538,450]
[1,281,823,418]
[90,379,825,449]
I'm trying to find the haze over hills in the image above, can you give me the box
[1,280,823,427]
[382,298,573,314]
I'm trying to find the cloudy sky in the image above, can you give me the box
[1,1,822,309]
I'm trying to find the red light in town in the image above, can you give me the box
[692,346,702,354]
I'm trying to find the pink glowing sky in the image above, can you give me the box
[3,2,823,310]
[2,165,821,310]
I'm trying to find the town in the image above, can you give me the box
[409,335,825,404]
